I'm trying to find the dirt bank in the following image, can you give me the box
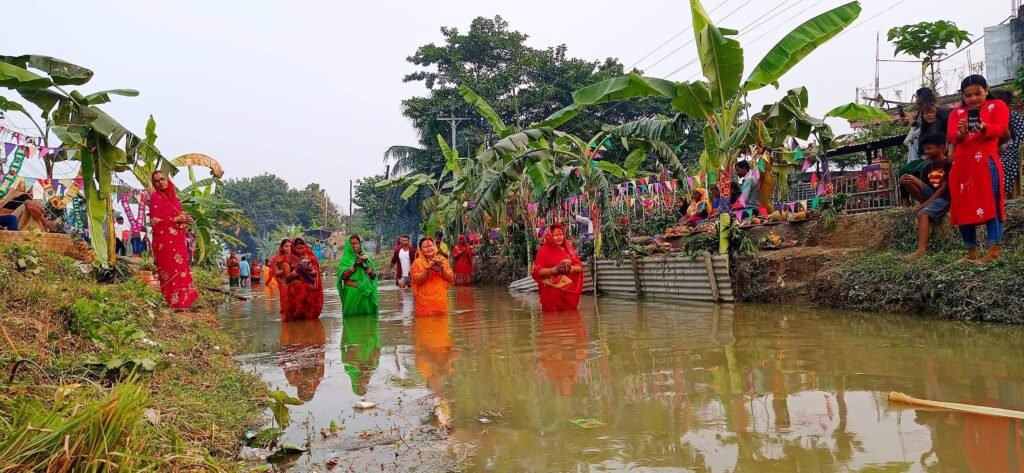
[735,200,1024,323]
[0,243,265,470]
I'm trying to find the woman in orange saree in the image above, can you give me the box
[147,171,198,310]
[285,238,324,321]
[410,237,453,317]
[531,224,583,313]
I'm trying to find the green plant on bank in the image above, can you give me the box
[887,21,973,90]
[0,244,267,467]
[820,193,851,231]
[177,165,253,269]
[0,381,202,471]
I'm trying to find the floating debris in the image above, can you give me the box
[353,401,377,410]
[570,419,607,429]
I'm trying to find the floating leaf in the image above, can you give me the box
[570,419,607,429]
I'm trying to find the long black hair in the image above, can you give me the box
[960,74,989,106]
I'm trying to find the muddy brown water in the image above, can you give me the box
[223,279,1024,472]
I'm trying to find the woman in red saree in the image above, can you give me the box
[451,235,474,286]
[531,224,583,313]
[285,238,324,321]
[270,239,293,316]
[947,75,1010,263]
[147,171,198,310]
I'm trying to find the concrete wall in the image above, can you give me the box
[986,22,1017,85]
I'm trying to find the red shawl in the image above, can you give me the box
[148,177,198,309]
[531,224,583,312]
[947,99,1010,225]
[452,235,473,275]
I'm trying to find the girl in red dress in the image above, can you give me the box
[284,238,324,321]
[947,75,1010,263]
[147,171,198,310]
[531,224,584,312]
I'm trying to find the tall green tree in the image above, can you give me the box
[220,174,342,256]
[393,16,679,176]
[887,21,972,89]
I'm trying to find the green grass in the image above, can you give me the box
[0,243,266,470]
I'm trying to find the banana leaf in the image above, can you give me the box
[825,102,891,121]
[459,85,511,137]
[572,73,677,106]
[0,55,93,86]
[84,89,140,106]
[672,81,715,119]
[694,24,744,108]
[744,2,861,91]
[0,62,50,89]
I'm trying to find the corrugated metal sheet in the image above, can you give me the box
[508,265,594,293]
[595,255,733,302]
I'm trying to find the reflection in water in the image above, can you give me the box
[278,319,326,402]
[537,312,587,396]
[414,315,456,393]
[226,285,1024,472]
[340,315,381,396]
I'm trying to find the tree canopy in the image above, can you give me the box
[220,174,342,256]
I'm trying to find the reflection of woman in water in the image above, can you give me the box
[341,314,381,396]
[278,318,326,402]
[536,311,588,396]
[414,315,457,392]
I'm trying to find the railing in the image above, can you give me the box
[773,165,899,213]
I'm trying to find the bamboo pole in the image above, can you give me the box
[888,392,1024,420]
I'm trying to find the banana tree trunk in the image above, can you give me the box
[106,193,116,265]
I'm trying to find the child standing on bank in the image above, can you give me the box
[900,133,951,259]
[946,75,1010,264]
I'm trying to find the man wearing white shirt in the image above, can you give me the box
[114,216,130,256]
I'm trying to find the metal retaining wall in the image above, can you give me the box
[594,254,733,302]
[508,265,595,293]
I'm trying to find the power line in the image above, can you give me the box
[642,0,756,73]
[833,0,908,40]
[669,0,821,80]
[628,0,734,70]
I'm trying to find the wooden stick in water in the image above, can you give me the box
[888,391,1024,420]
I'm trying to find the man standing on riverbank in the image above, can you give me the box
[734,160,761,213]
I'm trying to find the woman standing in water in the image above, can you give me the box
[270,239,293,316]
[451,234,474,286]
[285,238,324,320]
[410,237,453,316]
[947,75,1010,263]
[338,234,379,316]
[147,171,199,310]
[532,224,583,312]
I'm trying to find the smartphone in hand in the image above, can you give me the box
[968,108,981,131]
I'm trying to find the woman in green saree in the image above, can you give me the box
[337,234,379,316]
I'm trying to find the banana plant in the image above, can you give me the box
[0,55,176,267]
[559,0,864,177]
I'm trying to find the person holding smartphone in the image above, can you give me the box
[947,75,1010,264]
[410,237,453,316]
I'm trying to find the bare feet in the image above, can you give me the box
[902,250,926,260]
[955,248,979,264]
[972,245,1001,265]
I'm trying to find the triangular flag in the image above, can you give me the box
[745,209,754,218]
[811,197,821,209]
[687,177,694,188]
[23,177,37,189]
[3,143,14,157]
[758,159,766,172]
[734,211,744,220]
[802,159,813,172]
[758,206,769,217]
[800,199,808,210]
[710,172,717,184]
[789,202,797,212]
[810,172,818,189]
[817,180,826,196]
[751,167,760,180]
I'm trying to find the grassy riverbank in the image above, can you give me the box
[0,243,265,470]
[736,200,1024,323]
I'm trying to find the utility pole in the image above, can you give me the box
[348,179,353,220]
[437,112,468,153]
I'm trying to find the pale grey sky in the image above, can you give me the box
[3,1,1006,212]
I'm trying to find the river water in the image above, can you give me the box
[223,280,1024,472]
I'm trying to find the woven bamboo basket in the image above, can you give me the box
[0,230,81,258]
